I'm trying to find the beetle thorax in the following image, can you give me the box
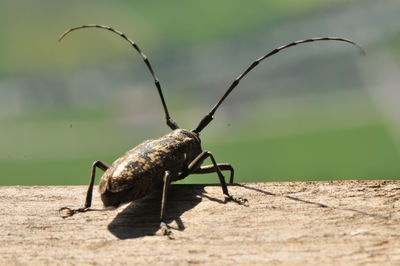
[166,129,202,160]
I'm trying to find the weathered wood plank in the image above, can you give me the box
[1,180,399,264]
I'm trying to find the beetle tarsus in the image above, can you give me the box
[59,206,89,218]
[226,195,249,206]
[160,221,172,237]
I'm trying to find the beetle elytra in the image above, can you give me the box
[58,24,365,235]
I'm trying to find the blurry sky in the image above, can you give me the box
[1,0,399,185]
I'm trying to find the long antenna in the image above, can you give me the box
[59,24,179,130]
[193,37,365,133]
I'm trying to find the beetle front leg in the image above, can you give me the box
[160,170,172,236]
[186,151,247,205]
[59,160,109,218]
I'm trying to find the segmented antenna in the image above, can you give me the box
[194,37,365,133]
[59,24,179,130]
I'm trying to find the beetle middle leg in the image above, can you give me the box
[160,170,172,236]
[184,151,247,205]
[59,160,109,218]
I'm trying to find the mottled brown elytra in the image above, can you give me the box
[58,24,365,235]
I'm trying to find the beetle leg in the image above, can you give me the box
[59,160,109,218]
[186,151,248,205]
[193,163,234,184]
[160,170,172,236]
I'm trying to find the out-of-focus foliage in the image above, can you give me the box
[0,0,337,75]
[1,0,399,185]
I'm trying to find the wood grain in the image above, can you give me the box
[1,180,399,264]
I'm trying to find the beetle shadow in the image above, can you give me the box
[107,184,207,239]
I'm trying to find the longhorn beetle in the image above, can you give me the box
[58,24,365,235]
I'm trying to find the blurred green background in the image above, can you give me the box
[1,0,399,185]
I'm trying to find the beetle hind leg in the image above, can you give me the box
[194,163,234,184]
[59,160,109,218]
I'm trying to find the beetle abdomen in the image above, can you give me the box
[100,172,161,207]
[98,129,202,207]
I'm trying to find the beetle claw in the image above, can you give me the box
[226,195,249,206]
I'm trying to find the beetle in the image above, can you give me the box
[58,24,365,235]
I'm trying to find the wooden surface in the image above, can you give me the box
[1,180,399,265]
